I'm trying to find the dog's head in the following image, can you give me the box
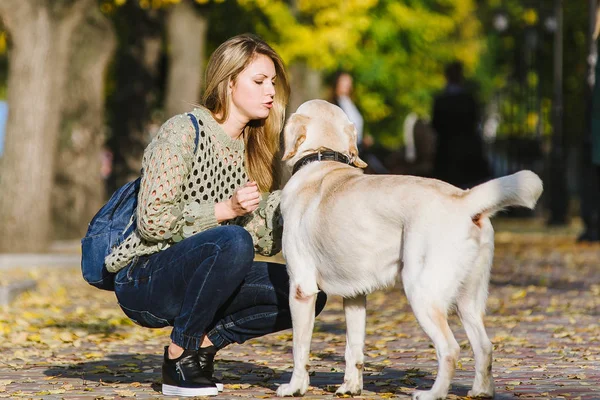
[282,99,368,170]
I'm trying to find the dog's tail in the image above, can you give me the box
[463,170,543,219]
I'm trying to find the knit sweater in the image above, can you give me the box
[105,107,283,273]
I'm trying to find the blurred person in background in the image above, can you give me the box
[431,61,491,188]
[398,112,436,177]
[332,71,365,150]
[331,71,388,174]
[578,92,600,242]
[582,12,600,242]
[105,34,326,397]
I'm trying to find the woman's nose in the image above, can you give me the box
[265,81,275,96]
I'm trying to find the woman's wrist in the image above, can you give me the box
[215,200,237,222]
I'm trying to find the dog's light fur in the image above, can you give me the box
[276,100,543,399]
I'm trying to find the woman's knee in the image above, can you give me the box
[219,225,254,264]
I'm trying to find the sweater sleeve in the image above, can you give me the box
[136,113,218,243]
[234,190,283,256]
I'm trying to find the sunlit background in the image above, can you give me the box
[0,0,595,251]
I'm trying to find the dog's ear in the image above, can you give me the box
[282,114,310,161]
[345,124,368,168]
[352,154,368,169]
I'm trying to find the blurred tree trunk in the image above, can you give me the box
[164,0,207,117]
[52,7,117,240]
[107,3,164,192]
[288,63,323,114]
[0,0,93,252]
[287,0,323,114]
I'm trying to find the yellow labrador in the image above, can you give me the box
[276,99,543,399]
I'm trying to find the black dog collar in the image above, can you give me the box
[292,150,352,175]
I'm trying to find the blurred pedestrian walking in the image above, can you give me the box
[431,61,491,188]
[582,13,600,242]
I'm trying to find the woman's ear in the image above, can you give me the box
[282,114,310,160]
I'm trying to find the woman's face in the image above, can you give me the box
[336,73,353,97]
[229,54,277,122]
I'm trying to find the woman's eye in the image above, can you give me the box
[254,81,263,85]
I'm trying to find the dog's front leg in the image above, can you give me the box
[336,295,367,396]
[277,283,317,397]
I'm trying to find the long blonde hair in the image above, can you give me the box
[202,34,290,192]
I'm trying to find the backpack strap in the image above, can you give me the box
[187,112,201,154]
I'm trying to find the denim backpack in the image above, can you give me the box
[81,113,201,291]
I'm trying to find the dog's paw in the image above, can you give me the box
[412,389,444,400]
[467,388,494,398]
[335,381,362,396]
[276,383,306,397]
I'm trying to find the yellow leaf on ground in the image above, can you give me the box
[84,352,104,359]
[115,390,137,397]
[510,289,527,300]
[59,332,74,342]
[228,383,252,389]
[27,333,41,342]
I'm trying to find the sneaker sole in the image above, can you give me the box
[162,384,219,397]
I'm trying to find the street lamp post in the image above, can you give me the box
[547,0,568,225]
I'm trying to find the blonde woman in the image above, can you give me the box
[105,34,327,397]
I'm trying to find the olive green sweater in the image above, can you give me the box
[105,107,282,273]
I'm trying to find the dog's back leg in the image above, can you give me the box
[456,219,495,398]
[336,295,367,396]
[403,254,461,400]
[407,300,460,400]
[276,276,319,397]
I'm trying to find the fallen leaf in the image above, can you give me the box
[115,389,137,397]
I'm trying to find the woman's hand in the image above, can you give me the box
[229,181,261,216]
[215,181,261,222]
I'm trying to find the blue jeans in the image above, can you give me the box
[114,225,327,350]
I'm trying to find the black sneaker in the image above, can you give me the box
[197,345,223,392]
[162,346,219,397]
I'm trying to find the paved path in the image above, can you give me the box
[0,221,599,399]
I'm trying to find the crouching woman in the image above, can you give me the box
[104,34,327,397]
